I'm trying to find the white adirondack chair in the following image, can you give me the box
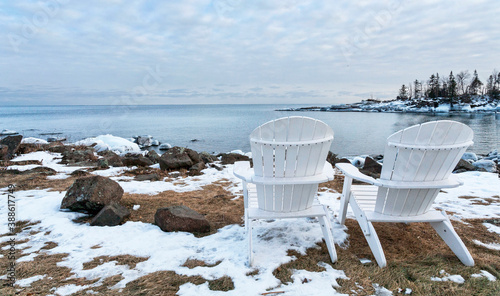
[233,116,337,266]
[336,120,474,267]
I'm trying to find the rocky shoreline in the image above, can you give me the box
[1,133,498,231]
[278,97,500,113]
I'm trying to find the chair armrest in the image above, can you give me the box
[233,161,252,182]
[377,174,463,189]
[335,162,379,185]
[234,161,334,184]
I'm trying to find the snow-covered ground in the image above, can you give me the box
[1,150,499,295]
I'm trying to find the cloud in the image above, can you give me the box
[1,0,499,105]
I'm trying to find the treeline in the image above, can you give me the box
[397,69,500,106]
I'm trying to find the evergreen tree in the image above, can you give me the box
[447,71,457,107]
[398,84,409,100]
[468,70,483,95]
[486,70,500,101]
[413,79,422,99]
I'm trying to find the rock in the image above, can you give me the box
[146,150,161,164]
[136,135,154,148]
[462,152,478,162]
[199,152,218,164]
[17,143,43,154]
[159,143,172,150]
[0,145,8,160]
[485,149,499,161]
[454,159,476,172]
[360,157,382,178]
[98,150,123,167]
[154,205,210,233]
[159,147,201,171]
[47,142,69,153]
[326,151,340,165]
[337,158,351,164]
[60,176,124,214]
[472,159,497,173]
[151,140,160,146]
[209,163,223,171]
[61,149,98,165]
[122,153,154,167]
[47,136,67,142]
[90,203,130,226]
[0,129,18,136]
[27,166,57,175]
[135,173,161,181]
[70,169,91,177]
[351,156,365,168]
[97,159,109,169]
[0,135,23,160]
[188,162,206,176]
[218,153,251,165]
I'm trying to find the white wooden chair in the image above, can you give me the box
[233,116,337,266]
[336,120,474,267]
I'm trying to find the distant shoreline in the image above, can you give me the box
[277,98,500,114]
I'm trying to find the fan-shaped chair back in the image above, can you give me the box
[375,120,474,216]
[250,116,334,212]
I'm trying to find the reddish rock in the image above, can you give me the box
[60,176,124,214]
[90,203,130,226]
[0,135,23,160]
[159,147,201,171]
[155,205,210,233]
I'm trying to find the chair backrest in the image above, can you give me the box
[375,120,473,216]
[250,116,334,212]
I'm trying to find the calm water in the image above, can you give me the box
[0,105,498,156]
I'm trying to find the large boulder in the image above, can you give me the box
[146,150,161,164]
[472,159,497,173]
[61,149,98,165]
[0,145,8,160]
[159,147,201,170]
[360,157,382,178]
[90,203,130,226]
[199,152,218,164]
[462,152,478,162]
[122,153,154,167]
[98,150,124,167]
[218,153,250,165]
[155,205,210,233]
[454,158,476,173]
[60,176,124,214]
[0,135,23,160]
[135,135,154,148]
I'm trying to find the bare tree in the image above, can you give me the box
[456,70,470,96]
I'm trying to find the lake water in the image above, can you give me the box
[0,105,498,157]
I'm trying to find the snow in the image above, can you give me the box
[21,137,49,144]
[471,270,497,281]
[461,152,478,162]
[472,159,497,172]
[9,151,87,175]
[75,134,141,155]
[16,274,46,287]
[0,129,18,135]
[431,270,465,284]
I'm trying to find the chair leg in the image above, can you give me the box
[430,219,474,266]
[319,215,337,263]
[247,216,254,267]
[338,176,353,225]
[361,221,387,267]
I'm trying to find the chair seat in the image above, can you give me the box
[350,185,446,222]
[246,183,326,219]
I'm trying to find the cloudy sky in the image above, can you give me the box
[1,0,499,105]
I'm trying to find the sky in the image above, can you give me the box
[0,0,499,105]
